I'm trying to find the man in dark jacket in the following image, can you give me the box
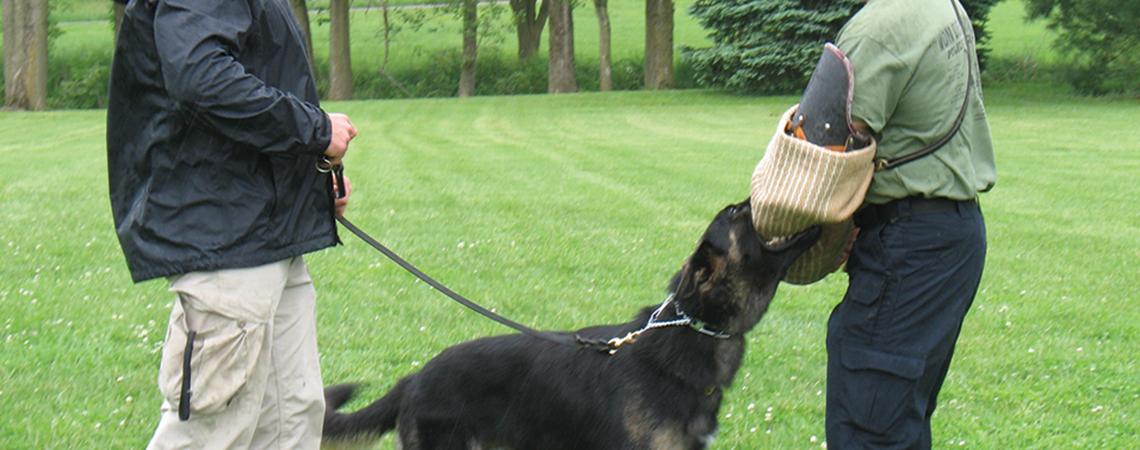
[107,0,357,448]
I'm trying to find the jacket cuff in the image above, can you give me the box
[310,111,333,156]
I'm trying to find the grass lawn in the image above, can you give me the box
[986,0,1056,63]
[2,86,1138,448]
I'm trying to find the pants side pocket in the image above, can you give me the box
[157,295,268,418]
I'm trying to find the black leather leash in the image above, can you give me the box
[323,160,742,354]
[334,214,593,348]
[325,163,598,349]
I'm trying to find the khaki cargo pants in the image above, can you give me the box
[147,257,323,449]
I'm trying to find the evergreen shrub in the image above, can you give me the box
[686,0,1001,94]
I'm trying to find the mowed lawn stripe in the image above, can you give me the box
[0,89,1136,448]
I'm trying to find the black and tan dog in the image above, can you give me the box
[322,199,820,450]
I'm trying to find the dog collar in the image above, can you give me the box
[674,302,732,340]
[686,317,732,339]
[596,294,732,354]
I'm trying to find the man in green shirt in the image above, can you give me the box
[826,0,995,447]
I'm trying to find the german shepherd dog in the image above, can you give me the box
[322,199,820,450]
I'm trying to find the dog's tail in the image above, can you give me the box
[322,378,409,444]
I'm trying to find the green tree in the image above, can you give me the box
[645,0,674,90]
[595,0,613,91]
[459,0,478,97]
[686,0,1000,94]
[328,0,353,100]
[383,1,509,97]
[288,0,315,69]
[959,0,1001,71]
[3,0,50,110]
[1025,0,1140,95]
[511,0,548,62]
[113,1,126,38]
[547,0,577,93]
[685,0,862,94]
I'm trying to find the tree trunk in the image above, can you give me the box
[288,0,315,70]
[113,2,126,40]
[644,0,674,90]
[458,0,478,97]
[2,0,49,110]
[547,0,577,93]
[595,0,612,92]
[511,0,548,62]
[328,0,353,100]
[381,0,392,69]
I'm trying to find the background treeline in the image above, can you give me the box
[686,0,1003,94]
[1,0,1135,111]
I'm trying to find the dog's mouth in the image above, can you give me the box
[760,225,822,254]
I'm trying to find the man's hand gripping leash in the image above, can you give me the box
[317,157,350,216]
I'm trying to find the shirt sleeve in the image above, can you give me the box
[154,0,331,155]
[837,34,912,135]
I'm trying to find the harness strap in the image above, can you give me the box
[874,0,975,172]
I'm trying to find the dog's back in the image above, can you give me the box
[322,323,724,450]
[321,200,821,450]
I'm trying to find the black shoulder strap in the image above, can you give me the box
[875,0,974,172]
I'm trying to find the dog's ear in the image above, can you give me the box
[672,241,725,299]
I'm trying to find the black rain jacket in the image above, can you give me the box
[107,0,337,282]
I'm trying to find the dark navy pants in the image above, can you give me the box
[826,198,986,449]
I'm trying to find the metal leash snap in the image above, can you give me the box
[316,156,334,173]
[332,164,346,199]
[606,331,642,354]
[318,157,346,199]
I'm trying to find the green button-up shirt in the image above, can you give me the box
[838,0,996,204]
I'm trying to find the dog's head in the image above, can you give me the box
[669,199,820,335]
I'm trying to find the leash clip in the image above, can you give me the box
[606,331,643,355]
[317,157,347,199]
[874,158,890,172]
[316,156,334,173]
